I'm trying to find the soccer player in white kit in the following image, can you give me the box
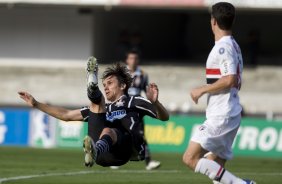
[182,2,255,184]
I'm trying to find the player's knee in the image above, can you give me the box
[100,127,111,135]
[100,128,117,144]
[182,152,197,170]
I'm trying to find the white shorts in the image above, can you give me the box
[191,114,241,160]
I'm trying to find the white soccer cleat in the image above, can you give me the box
[86,56,99,89]
[83,135,97,167]
[146,160,161,170]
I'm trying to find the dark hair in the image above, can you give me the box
[211,2,235,30]
[102,62,133,95]
[126,49,140,58]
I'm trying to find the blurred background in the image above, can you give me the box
[0,0,282,159]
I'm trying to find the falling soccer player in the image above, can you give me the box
[19,58,169,167]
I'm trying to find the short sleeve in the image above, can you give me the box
[218,44,237,76]
[129,96,157,118]
[80,106,90,122]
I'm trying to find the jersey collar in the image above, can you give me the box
[215,35,232,45]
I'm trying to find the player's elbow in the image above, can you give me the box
[163,114,169,121]
[158,113,169,121]
[61,114,72,121]
[224,75,237,88]
[61,111,76,121]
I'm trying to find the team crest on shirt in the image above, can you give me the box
[199,125,206,131]
[219,47,225,55]
[115,99,125,107]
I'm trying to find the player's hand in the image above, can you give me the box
[146,83,159,104]
[18,91,37,107]
[190,87,204,104]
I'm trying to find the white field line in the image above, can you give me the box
[0,170,181,183]
[0,170,281,183]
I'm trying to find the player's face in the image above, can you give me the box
[126,53,139,71]
[103,75,125,102]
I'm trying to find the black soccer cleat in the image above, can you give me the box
[83,135,97,167]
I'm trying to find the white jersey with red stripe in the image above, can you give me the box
[205,36,243,118]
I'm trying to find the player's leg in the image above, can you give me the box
[144,139,161,170]
[206,151,226,183]
[205,152,226,167]
[86,56,105,113]
[139,119,161,170]
[84,56,108,167]
[85,126,133,167]
[183,141,255,184]
[84,127,117,167]
[96,128,132,167]
[93,128,117,165]
[183,141,208,169]
[205,152,226,184]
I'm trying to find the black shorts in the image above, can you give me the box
[88,111,133,167]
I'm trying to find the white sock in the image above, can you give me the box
[195,158,245,184]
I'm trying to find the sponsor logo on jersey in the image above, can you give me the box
[106,110,127,122]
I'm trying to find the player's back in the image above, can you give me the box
[206,36,243,118]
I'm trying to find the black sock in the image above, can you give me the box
[95,135,113,156]
[144,143,151,165]
[87,87,102,104]
[145,157,151,165]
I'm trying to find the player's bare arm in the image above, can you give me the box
[18,91,83,121]
[146,83,169,121]
[191,74,237,104]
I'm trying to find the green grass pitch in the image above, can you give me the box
[0,147,281,184]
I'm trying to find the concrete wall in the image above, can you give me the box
[1,60,281,115]
[0,7,93,60]
[1,6,282,64]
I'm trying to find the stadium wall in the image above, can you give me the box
[0,7,92,60]
[1,61,281,115]
[1,107,282,158]
[2,6,282,64]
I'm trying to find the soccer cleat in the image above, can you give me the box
[83,135,97,167]
[86,56,99,90]
[243,179,256,184]
[146,160,161,170]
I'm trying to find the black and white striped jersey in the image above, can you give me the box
[128,67,148,96]
[105,95,156,128]
[80,95,156,130]
[80,94,157,158]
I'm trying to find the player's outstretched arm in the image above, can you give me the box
[146,83,169,121]
[18,91,83,121]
